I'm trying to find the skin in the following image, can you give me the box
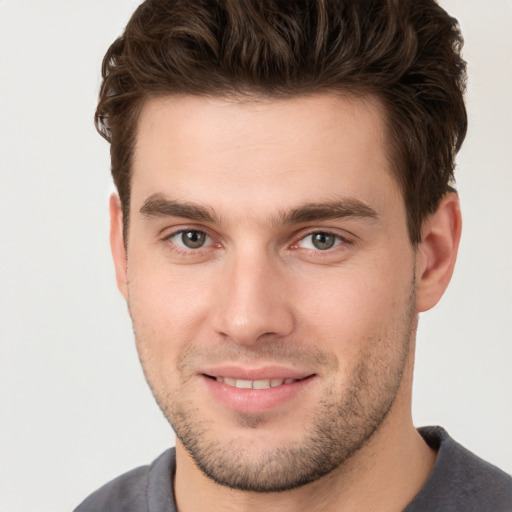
[110,94,461,512]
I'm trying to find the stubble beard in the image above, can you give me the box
[134,289,416,493]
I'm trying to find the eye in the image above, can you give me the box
[298,232,344,251]
[169,229,211,249]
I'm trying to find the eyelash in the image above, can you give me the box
[163,228,217,255]
[293,231,350,252]
[162,228,352,257]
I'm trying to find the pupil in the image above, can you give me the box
[313,233,335,250]
[182,230,205,248]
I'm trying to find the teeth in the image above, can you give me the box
[253,379,272,389]
[236,379,253,389]
[215,377,297,389]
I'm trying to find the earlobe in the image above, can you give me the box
[415,192,462,312]
[109,193,128,300]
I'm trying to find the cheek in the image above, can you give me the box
[294,258,414,358]
[126,260,214,362]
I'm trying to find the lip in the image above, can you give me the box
[200,365,316,414]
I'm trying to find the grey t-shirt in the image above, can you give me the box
[74,426,512,511]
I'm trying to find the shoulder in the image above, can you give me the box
[73,448,176,512]
[405,426,512,512]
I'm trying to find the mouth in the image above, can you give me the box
[205,375,308,390]
[201,371,316,414]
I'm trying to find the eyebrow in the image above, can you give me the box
[280,200,378,225]
[140,193,378,225]
[140,194,218,223]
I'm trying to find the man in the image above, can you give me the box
[75,0,512,510]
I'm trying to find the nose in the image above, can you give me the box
[211,250,295,346]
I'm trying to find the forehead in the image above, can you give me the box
[131,93,402,220]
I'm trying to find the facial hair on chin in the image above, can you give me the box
[134,285,416,493]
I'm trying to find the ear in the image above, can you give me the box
[415,192,462,312]
[109,193,128,300]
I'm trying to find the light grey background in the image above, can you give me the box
[0,1,511,511]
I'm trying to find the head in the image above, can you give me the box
[98,0,466,494]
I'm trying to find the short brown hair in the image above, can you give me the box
[95,0,467,244]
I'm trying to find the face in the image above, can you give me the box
[116,94,420,491]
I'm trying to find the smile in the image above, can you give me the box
[214,377,299,389]
[202,372,316,413]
